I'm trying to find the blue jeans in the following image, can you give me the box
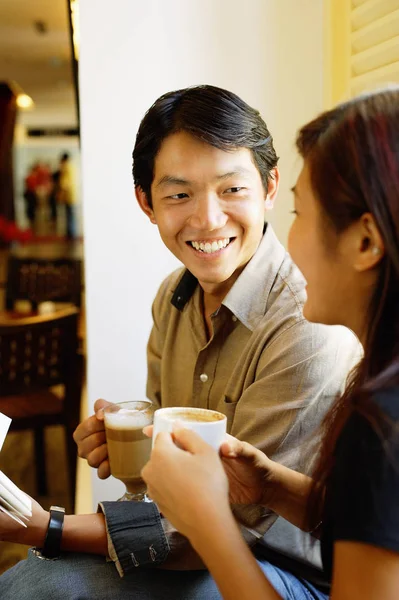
[0,549,329,599]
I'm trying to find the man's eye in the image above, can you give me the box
[168,193,189,200]
[225,187,244,194]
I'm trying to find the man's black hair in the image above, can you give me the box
[132,85,279,207]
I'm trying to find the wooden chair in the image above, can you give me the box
[5,256,82,310]
[0,307,82,510]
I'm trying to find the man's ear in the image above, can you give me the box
[353,212,385,272]
[135,187,156,224]
[265,167,280,211]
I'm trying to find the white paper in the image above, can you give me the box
[0,412,11,452]
[0,493,29,519]
[0,481,31,518]
[0,412,32,526]
[0,471,32,513]
[0,504,27,527]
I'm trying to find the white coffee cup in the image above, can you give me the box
[152,407,227,451]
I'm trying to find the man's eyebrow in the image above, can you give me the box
[215,168,253,181]
[156,167,253,188]
[156,175,191,188]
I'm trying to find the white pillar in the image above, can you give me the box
[79,0,324,505]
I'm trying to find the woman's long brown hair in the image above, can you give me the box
[295,88,399,528]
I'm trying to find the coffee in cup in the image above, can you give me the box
[152,407,227,450]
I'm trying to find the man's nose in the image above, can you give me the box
[188,194,227,231]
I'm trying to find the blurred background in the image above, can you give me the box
[0,0,83,573]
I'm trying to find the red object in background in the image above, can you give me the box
[0,216,32,244]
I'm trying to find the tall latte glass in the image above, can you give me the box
[104,400,153,502]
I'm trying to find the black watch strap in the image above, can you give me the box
[41,505,65,559]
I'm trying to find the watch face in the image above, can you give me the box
[50,506,66,513]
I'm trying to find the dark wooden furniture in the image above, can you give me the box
[6,256,82,310]
[0,307,82,510]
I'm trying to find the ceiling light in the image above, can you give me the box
[16,94,34,109]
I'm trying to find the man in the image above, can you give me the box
[0,85,360,599]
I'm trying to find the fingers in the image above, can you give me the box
[93,398,113,419]
[97,459,111,480]
[73,412,106,445]
[143,425,153,438]
[152,431,176,451]
[220,437,256,459]
[76,430,106,459]
[85,441,108,468]
[171,427,213,455]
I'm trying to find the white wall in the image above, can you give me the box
[79,0,324,505]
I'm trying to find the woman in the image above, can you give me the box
[142,87,399,599]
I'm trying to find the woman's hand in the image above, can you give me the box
[142,429,232,541]
[0,495,48,546]
[220,436,276,507]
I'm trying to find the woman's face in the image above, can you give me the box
[288,163,361,329]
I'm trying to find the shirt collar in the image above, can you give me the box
[171,224,286,330]
[222,225,286,330]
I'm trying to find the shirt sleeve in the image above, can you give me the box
[98,501,169,577]
[329,391,399,553]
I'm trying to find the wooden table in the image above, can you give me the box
[0,303,86,350]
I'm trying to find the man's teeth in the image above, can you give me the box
[190,238,231,253]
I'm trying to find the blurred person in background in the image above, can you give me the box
[23,163,39,227]
[57,152,76,239]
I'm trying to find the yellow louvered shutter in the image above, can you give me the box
[325,0,399,106]
[350,0,399,96]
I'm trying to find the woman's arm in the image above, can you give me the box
[330,541,399,600]
[190,511,281,600]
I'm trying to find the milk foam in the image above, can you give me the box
[161,410,223,423]
[105,409,152,430]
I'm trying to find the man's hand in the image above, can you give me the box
[220,436,276,507]
[73,398,112,479]
[0,495,48,547]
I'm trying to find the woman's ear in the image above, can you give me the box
[135,187,156,224]
[353,213,385,272]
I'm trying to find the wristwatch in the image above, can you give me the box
[41,505,65,559]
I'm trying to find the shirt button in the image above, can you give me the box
[200,373,208,383]
[232,315,237,322]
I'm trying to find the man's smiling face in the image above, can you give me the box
[137,131,277,297]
